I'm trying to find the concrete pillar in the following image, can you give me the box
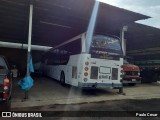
[25,3,33,99]
[121,26,128,57]
[85,0,100,53]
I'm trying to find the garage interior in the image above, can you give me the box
[0,0,160,108]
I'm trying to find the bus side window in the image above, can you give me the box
[60,54,70,65]
[63,38,82,55]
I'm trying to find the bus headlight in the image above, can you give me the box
[84,72,88,76]
[85,62,89,66]
[84,67,89,71]
[84,78,88,82]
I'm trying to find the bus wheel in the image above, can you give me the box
[119,87,123,94]
[60,72,65,85]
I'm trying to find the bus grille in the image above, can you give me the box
[90,66,98,79]
[112,68,118,80]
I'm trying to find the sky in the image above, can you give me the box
[99,0,160,29]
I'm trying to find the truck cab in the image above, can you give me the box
[122,59,141,86]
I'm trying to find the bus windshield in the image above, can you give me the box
[90,35,122,59]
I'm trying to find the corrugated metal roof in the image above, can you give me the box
[126,23,160,61]
[0,0,150,47]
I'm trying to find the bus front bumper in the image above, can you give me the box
[78,82,122,89]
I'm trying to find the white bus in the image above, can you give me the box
[43,33,123,92]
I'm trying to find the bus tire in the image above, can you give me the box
[60,72,65,86]
[119,87,123,94]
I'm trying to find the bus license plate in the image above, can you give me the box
[132,79,136,81]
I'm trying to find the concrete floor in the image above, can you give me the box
[11,77,160,108]
[11,98,160,120]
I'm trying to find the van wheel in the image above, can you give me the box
[60,72,65,86]
[128,83,136,86]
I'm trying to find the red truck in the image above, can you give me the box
[122,60,141,86]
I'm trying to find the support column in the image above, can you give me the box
[85,0,100,53]
[25,3,33,99]
[121,26,128,57]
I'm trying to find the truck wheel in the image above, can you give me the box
[60,72,65,86]
[4,100,11,111]
[128,83,136,86]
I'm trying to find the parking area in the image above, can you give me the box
[11,77,160,108]
[0,2,160,119]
